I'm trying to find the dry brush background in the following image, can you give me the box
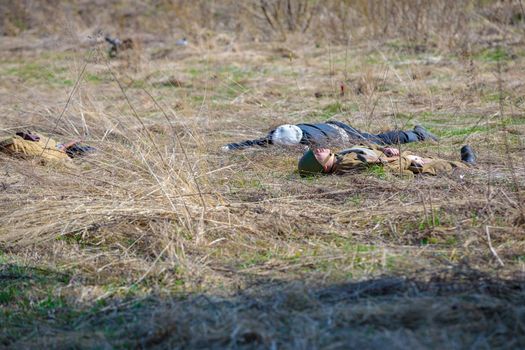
[1,0,525,348]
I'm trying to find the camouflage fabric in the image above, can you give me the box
[332,144,468,177]
[408,159,468,176]
[0,134,70,162]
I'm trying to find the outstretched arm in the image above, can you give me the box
[58,140,81,151]
[357,154,400,164]
[337,144,399,157]
[222,135,271,151]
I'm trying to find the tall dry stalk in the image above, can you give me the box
[0,44,236,285]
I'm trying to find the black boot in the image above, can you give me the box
[460,145,476,165]
[414,125,439,142]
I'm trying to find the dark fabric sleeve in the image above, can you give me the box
[296,123,341,147]
[223,132,273,150]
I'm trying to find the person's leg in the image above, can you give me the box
[362,130,420,145]
[327,121,438,145]
[327,121,419,145]
[373,125,440,145]
[413,125,439,142]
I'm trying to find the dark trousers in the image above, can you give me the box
[360,130,420,145]
[328,121,420,145]
[225,124,421,150]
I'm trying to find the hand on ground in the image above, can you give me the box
[383,147,399,157]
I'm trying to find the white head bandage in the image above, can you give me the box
[272,124,303,146]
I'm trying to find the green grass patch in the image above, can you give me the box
[85,72,105,83]
[323,101,343,114]
[365,53,381,65]
[214,80,246,101]
[436,125,490,138]
[418,212,442,231]
[238,249,273,269]
[515,255,525,263]
[345,194,362,206]
[505,116,525,125]
[475,47,510,62]
[0,285,18,304]
[366,164,387,179]
[421,237,439,245]
[327,236,377,252]
[392,112,414,121]
[129,79,147,89]
[4,63,73,86]
[190,95,206,104]
[481,90,511,103]
[188,67,205,78]
[313,101,358,121]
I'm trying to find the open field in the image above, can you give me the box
[1,2,525,348]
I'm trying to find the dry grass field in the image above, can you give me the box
[1,1,525,348]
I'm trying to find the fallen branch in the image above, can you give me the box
[485,225,504,267]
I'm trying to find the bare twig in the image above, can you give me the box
[485,225,504,267]
[40,48,95,157]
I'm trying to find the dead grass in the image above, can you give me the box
[1,4,525,347]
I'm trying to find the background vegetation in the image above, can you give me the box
[1,0,524,348]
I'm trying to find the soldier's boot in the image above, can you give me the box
[460,145,476,165]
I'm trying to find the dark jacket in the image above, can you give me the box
[224,120,419,150]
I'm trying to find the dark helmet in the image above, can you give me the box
[298,149,324,176]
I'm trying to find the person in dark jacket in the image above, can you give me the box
[222,120,438,151]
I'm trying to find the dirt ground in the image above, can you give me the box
[1,28,525,348]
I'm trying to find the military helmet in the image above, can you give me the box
[298,149,324,176]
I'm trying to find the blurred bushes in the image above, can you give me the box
[1,0,521,52]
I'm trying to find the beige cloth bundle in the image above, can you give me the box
[0,134,70,162]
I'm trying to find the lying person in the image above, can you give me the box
[0,131,95,163]
[222,120,439,151]
[105,36,134,58]
[297,144,476,177]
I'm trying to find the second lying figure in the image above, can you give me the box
[298,144,477,177]
[222,120,439,151]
